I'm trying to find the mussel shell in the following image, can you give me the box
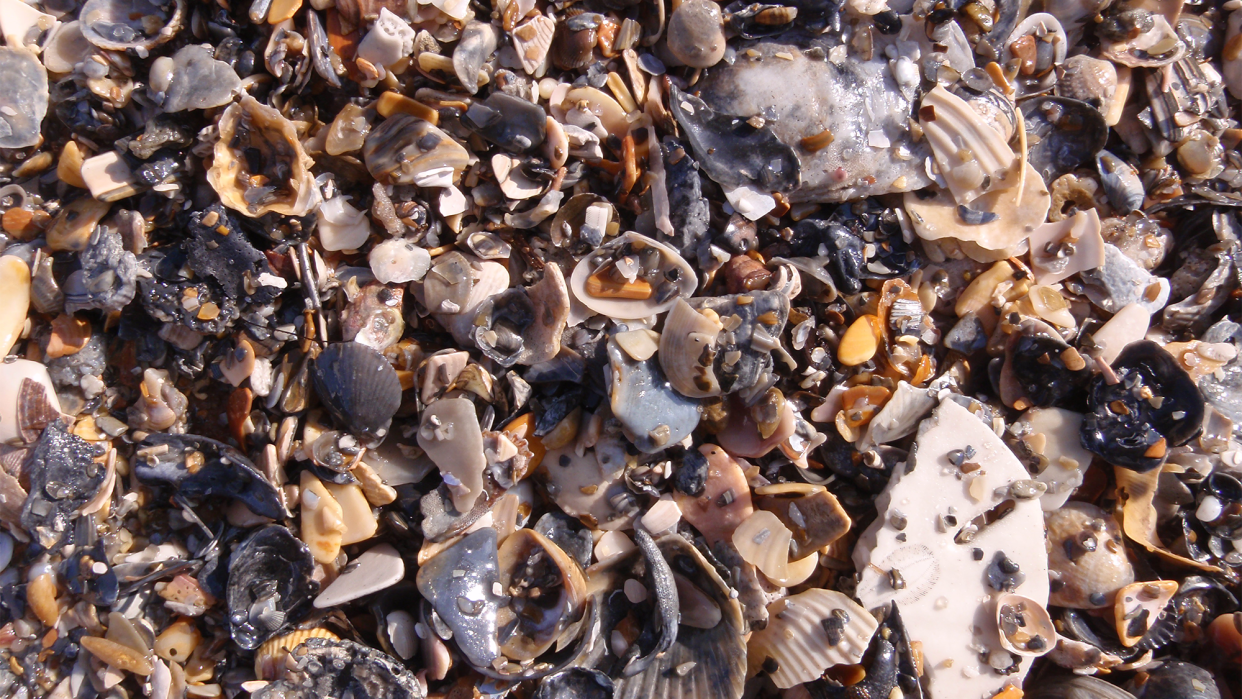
[1129,659,1221,699]
[227,525,319,650]
[251,637,426,699]
[62,541,119,606]
[312,342,402,447]
[1021,96,1109,184]
[134,432,284,519]
[1081,340,1205,472]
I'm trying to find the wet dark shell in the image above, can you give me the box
[1026,676,1136,699]
[612,533,746,699]
[533,668,614,699]
[252,637,426,699]
[20,421,105,549]
[1021,96,1109,184]
[227,525,319,650]
[1005,331,1090,408]
[312,342,403,447]
[62,541,119,607]
[534,512,595,570]
[462,92,547,153]
[1081,340,1205,472]
[186,203,280,304]
[551,19,598,71]
[134,432,284,519]
[661,136,712,256]
[1129,659,1221,699]
[668,86,801,194]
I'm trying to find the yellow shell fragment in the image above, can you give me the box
[0,256,31,358]
[300,470,347,564]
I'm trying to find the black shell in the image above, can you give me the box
[133,432,284,519]
[186,203,280,304]
[1021,96,1109,184]
[534,668,614,699]
[661,136,712,256]
[1006,331,1090,408]
[669,85,801,195]
[227,525,319,650]
[312,342,403,447]
[252,638,426,699]
[20,421,106,549]
[1129,660,1221,699]
[62,541,119,606]
[1081,341,1205,472]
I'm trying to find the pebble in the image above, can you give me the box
[667,0,726,68]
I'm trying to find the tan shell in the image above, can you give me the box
[417,397,487,513]
[996,593,1056,657]
[542,445,636,530]
[569,232,697,319]
[300,470,347,564]
[208,96,317,218]
[731,510,793,582]
[674,444,753,545]
[1113,580,1178,647]
[747,589,878,689]
[659,298,724,398]
[1045,502,1135,608]
[904,163,1050,263]
[919,85,1019,205]
[496,528,587,660]
[512,14,555,76]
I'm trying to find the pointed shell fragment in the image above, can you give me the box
[513,15,555,76]
[418,397,487,513]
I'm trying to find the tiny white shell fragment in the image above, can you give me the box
[594,530,636,562]
[317,196,372,251]
[438,185,468,217]
[640,498,682,534]
[356,8,416,69]
[723,183,777,221]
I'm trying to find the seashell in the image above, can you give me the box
[753,485,850,560]
[1004,13,1068,94]
[341,282,404,351]
[667,0,725,68]
[544,445,637,530]
[325,103,373,156]
[672,444,752,544]
[0,257,30,358]
[355,8,415,72]
[418,397,487,513]
[513,15,555,76]
[435,259,511,345]
[747,589,878,688]
[1045,502,1135,608]
[154,44,241,112]
[311,342,403,447]
[853,399,1049,699]
[370,238,431,285]
[659,298,724,398]
[474,264,569,367]
[19,421,104,549]
[415,528,504,669]
[134,432,284,519]
[1013,407,1092,511]
[1079,244,1170,315]
[254,627,341,680]
[0,359,60,445]
[0,48,48,150]
[570,232,696,320]
[903,163,1050,263]
[363,114,470,187]
[606,335,701,454]
[317,196,372,252]
[1112,580,1178,647]
[1022,97,1109,186]
[47,196,110,252]
[464,92,547,154]
[154,618,201,665]
[209,96,318,218]
[995,593,1055,657]
[549,193,614,247]
[496,528,587,660]
[0,0,58,54]
[919,84,1017,205]
[314,543,405,608]
[79,0,184,52]
[226,525,319,650]
[1058,55,1119,120]
[79,636,153,675]
[492,153,545,200]
[612,534,746,699]
[534,668,613,699]
[251,638,425,699]
[453,20,498,95]
[1128,660,1221,699]
[557,86,628,139]
[1029,209,1105,285]
[1096,150,1145,214]
[1101,14,1186,67]
[424,250,475,314]
[551,14,598,71]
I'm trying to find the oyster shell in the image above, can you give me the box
[363,114,470,186]
[227,525,319,650]
[208,96,318,218]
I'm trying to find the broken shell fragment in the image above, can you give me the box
[418,397,487,513]
[571,232,696,319]
[995,593,1056,657]
[607,335,700,453]
[208,96,318,218]
[1045,502,1135,608]
[659,299,724,398]
[1113,580,1178,647]
[919,84,1018,205]
[363,114,470,186]
[79,0,184,52]
[0,47,49,149]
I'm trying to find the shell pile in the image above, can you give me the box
[0,0,1241,698]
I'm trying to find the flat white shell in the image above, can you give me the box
[853,399,1050,699]
[314,543,405,608]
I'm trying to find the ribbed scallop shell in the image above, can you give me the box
[747,589,878,689]
[312,342,402,447]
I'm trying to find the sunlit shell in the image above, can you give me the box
[208,96,318,218]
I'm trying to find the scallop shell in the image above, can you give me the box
[747,589,878,689]
[208,96,318,218]
[311,342,403,448]
[918,84,1018,206]
[513,15,555,76]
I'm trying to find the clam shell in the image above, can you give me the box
[496,529,587,660]
[659,298,724,399]
[79,0,185,52]
[311,343,402,448]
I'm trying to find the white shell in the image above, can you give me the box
[569,232,697,320]
[658,298,723,398]
[995,593,1056,657]
[317,196,372,251]
[0,358,61,445]
[314,544,405,608]
[747,589,879,689]
[919,85,1018,206]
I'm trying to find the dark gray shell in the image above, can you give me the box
[690,289,790,401]
[252,638,425,699]
[462,91,546,152]
[186,203,279,304]
[669,85,800,194]
[613,533,746,699]
[312,342,402,447]
[414,528,503,669]
[63,223,138,314]
[533,668,614,699]
[1026,676,1137,699]
[133,432,284,519]
[20,421,105,549]
[227,525,319,650]
[62,540,119,607]
[1129,660,1220,699]
[1021,96,1108,184]
[661,137,712,256]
